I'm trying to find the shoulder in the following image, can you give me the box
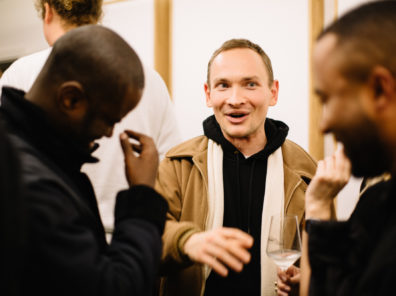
[165,135,208,158]
[1,48,51,92]
[8,134,56,183]
[6,132,67,194]
[140,64,171,103]
[142,65,163,83]
[282,139,317,179]
[9,134,85,214]
[6,48,51,73]
[142,64,168,92]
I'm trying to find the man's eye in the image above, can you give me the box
[247,82,257,88]
[217,83,228,89]
[319,95,328,104]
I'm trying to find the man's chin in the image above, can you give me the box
[223,127,251,139]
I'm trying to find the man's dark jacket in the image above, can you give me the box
[307,178,396,296]
[0,87,168,296]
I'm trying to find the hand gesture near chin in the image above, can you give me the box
[120,129,159,188]
[305,146,351,220]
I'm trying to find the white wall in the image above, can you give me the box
[101,0,154,67]
[338,0,374,17]
[0,0,47,62]
[0,0,154,66]
[172,0,309,149]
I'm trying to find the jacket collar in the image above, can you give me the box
[166,135,209,189]
[166,135,314,219]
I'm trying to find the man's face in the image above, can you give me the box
[78,87,141,151]
[313,34,391,177]
[205,48,278,143]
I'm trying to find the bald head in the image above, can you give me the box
[318,1,396,83]
[37,25,144,104]
[27,25,145,151]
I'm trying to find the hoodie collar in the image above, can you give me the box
[203,114,289,159]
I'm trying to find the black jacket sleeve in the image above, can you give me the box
[23,174,168,296]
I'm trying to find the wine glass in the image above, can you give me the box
[266,214,302,271]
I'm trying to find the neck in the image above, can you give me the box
[46,21,76,46]
[25,83,47,108]
[223,130,267,157]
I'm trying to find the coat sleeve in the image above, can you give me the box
[24,175,168,296]
[155,156,201,274]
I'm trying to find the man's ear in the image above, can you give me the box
[57,81,88,120]
[269,80,279,106]
[204,83,212,107]
[44,2,53,24]
[368,66,396,114]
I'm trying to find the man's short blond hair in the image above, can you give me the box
[207,38,274,88]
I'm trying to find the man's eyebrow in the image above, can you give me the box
[314,89,329,103]
[241,76,260,81]
[212,76,260,83]
[212,78,230,84]
[314,89,325,97]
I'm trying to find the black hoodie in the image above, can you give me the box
[203,115,289,296]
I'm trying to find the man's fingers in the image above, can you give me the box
[277,289,290,296]
[277,279,291,292]
[201,254,228,277]
[219,227,254,248]
[184,228,253,277]
[315,160,325,177]
[335,146,351,180]
[131,143,142,154]
[123,129,144,140]
[209,230,252,264]
[223,239,251,264]
[289,274,300,284]
[120,133,136,160]
[124,129,155,147]
[123,129,157,161]
[203,243,245,272]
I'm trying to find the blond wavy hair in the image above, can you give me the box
[35,0,103,26]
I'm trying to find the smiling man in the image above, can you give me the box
[300,1,396,295]
[156,39,317,296]
[0,25,168,296]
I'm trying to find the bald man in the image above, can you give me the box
[0,25,167,296]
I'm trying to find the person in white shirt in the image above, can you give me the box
[0,0,181,238]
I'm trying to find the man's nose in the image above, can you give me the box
[319,105,331,134]
[226,87,245,106]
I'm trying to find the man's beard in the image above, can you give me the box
[340,119,391,178]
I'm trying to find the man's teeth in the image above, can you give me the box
[230,114,245,118]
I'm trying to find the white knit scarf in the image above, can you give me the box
[205,139,285,296]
